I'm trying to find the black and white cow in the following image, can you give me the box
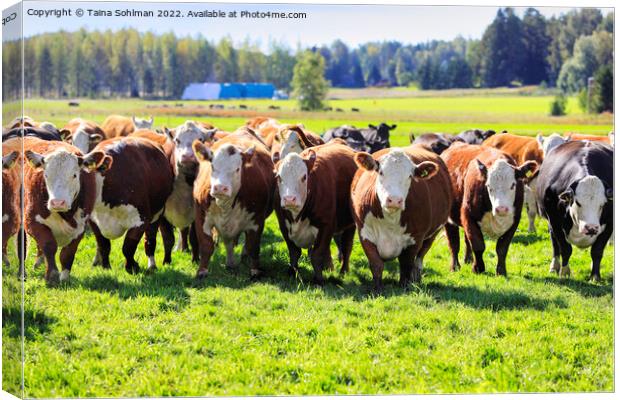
[536,140,613,281]
[456,129,496,145]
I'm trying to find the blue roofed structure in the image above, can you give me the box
[181,82,275,100]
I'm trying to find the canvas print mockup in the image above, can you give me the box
[1,1,614,397]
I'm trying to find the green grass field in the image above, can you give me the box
[2,87,614,396]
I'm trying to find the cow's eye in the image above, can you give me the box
[575,201,581,207]
[73,174,77,178]
[510,183,515,190]
[301,174,307,182]
[174,138,180,144]
[379,170,384,176]
[236,167,240,173]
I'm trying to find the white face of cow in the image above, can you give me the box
[209,144,245,200]
[28,149,82,212]
[72,126,91,154]
[133,116,154,130]
[168,121,213,168]
[280,130,305,159]
[276,153,309,214]
[484,160,517,217]
[537,133,567,156]
[563,176,608,237]
[375,150,416,213]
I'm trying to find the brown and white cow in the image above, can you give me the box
[101,115,153,139]
[536,133,569,157]
[351,145,453,291]
[62,118,105,154]
[564,132,612,145]
[246,117,281,149]
[271,124,324,162]
[441,143,538,275]
[89,137,174,274]
[22,137,109,284]
[483,133,544,233]
[2,143,21,269]
[273,142,357,284]
[192,136,275,279]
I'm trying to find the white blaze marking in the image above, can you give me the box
[375,150,415,211]
[280,131,305,158]
[566,176,607,248]
[35,209,87,247]
[210,144,243,200]
[285,218,318,249]
[38,149,82,210]
[360,211,415,260]
[59,270,70,282]
[276,153,308,218]
[485,159,517,216]
[2,214,8,223]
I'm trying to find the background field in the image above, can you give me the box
[2,88,614,396]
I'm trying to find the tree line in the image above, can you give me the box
[2,7,613,106]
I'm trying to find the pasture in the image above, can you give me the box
[2,87,614,396]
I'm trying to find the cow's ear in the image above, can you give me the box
[192,140,212,162]
[80,151,106,171]
[390,124,397,130]
[536,134,544,147]
[354,152,377,171]
[606,187,613,201]
[202,129,217,143]
[368,124,377,130]
[59,129,72,142]
[409,132,415,143]
[2,151,18,170]
[149,116,154,125]
[163,127,175,141]
[132,115,137,125]
[476,159,487,177]
[516,160,538,181]
[559,189,574,204]
[414,161,438,180]
[89,133,103,144]
[25,150,45,169]
[97,155,113,174]
[271,151,281,164]
[304,150,317,171]
[241,146,255,164]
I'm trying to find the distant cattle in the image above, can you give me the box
[483,133,544,233]
[62,118,105,154]
[273,142,358,284]
[68,101,80,107]
[89,137,174,274]
[271,124,324,161]
[335,108,344,112]
[351,145,453,291]
[441,143,537,275]
[351,108,360,112]
[268,105,281,110]
[323,123,395,153]
[457,129,496,144]
[409,132,462,155]
[23,137,109,284]
[192,136,276,280]
[536,141,613,281]
[2,142,22,270]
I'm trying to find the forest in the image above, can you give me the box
[2,7,613,103]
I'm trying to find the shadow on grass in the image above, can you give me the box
[511,232,547,245]
[2,305,57,340]
[523,274,613,298]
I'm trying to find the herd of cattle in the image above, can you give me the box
[1,115,614,291]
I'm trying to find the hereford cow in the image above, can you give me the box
[271,124,324,161]
[409,132,462,155]
[273,142,357,283]
[22,137,109,284]
[441,143,538,275]
[89,137,174,274]
[536,133,569,156]
[457,129,496,144]
[536,141,613,281]
[192,136,275,279]
[351,145,453,291]
[483,133,544,233]
[62,118,105,154]
[101,115,153,139]
[2,146,21,269]
[245,117,281,149]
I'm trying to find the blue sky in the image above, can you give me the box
[20,1,612,50]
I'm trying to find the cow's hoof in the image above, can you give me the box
[145,266,157,275]
[226,264,238,274]
[3,258,10,268]
[59,270,71,283]
[250,268,263,280]
[195,269,208,280]
[559,265,571,278]
[34,256,44,268]
[311,276,325,286]
[464,255,473,264]
[45,270,60,286]
[92,253,102,267]
[589,273,601,282]
[288,266,299,276]
[549,257,561,274]
[125,263,140,275]
[163,257,172,265]
[371,284,384,295]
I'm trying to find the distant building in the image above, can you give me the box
[181,82,276,100]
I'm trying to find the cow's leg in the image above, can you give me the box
[59,235,83,282]
[283,237,302,276]
[244,224,265,279]
[464,236,473,264]
[122,227,144,274]
[309,228,333,285]
[589,227,612,282]
[338,226,356,275]
[548,224,562,274]
[415,230,440,273]
[223,238,237,271]
[444,223,461,272]
[179,227,190,252]
[36,229,59,285]
[463,218,485,274]
[495,223,518,276]
[189,223,199,264]
[144,222,159,274]
[34,244,44,268]
[2,231,9,268]
[524,184,537,233]
[333,232,343,263]
[159,218,175,265]
[398,245,418,286]
[360,238,385,293]
[194,210,214,280]
[90,221,111,269]
[557,233,573,278]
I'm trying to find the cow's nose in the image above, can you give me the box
[49,199,68,211]
[283,195,297,207]
[386,196,404,209]
[180,154,196,163]
[583,224,600,236]
[212,184,230,196]
[495,206,510,215]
